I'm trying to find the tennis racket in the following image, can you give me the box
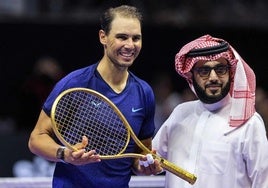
[51,87,197,184]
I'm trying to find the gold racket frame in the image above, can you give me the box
[51,87,197,185]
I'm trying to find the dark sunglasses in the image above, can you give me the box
[193,64,230,77]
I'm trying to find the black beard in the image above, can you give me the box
[193,79,230,104]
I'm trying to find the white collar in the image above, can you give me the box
[202,94,231,112]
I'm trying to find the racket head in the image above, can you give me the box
[51,88,131,157]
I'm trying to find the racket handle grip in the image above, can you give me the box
[159,158,197,185]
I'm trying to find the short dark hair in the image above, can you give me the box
[100,5,143,34]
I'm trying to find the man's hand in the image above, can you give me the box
[64,136,101,165]
[133,153,163,175]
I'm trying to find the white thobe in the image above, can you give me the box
[153,96,268,188]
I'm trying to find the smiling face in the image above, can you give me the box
[192,58,231,104]
[99,15,142,70]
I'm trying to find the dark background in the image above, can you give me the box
[0,0,268,177]
[1,23,267,114]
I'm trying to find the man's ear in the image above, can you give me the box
[185,71,193,80]
[184,71,194,86]
[99,30,107,45]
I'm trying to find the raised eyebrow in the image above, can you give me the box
[201,63,227,68]
[115,33,128,38]
[198,65,212,69]
[115,33,141,39]
[215,64,229,67]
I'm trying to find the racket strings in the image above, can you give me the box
[54,91,129,156]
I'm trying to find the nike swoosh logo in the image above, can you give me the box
[132,107,143,112]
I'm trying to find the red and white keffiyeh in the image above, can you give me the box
[175,34,256,127]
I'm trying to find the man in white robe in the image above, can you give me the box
[153,34,268,188]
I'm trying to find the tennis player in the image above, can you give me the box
[28,5,162,188]
[153,34,268,188]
